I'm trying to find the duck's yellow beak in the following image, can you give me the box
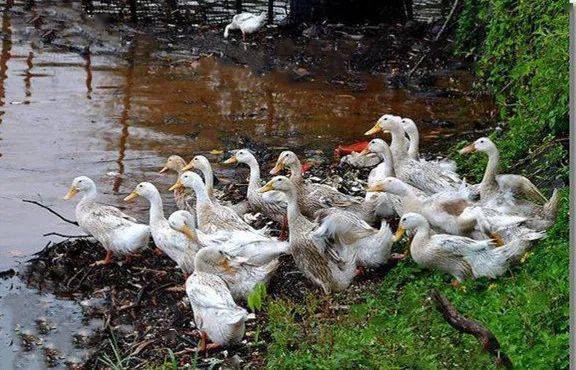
[364,123,382,135]
[270,160,284,175]
[366,183,384,192]
[63,186,79,200]
[258,181,275,193]
[179,224,197,241]
[393,227,405,242]
[159,166,169,174]
[124,191,139,202]
[359,148,370,156]
[223,155,237,164]
[459,143,476,154]
[181,161,194,172]
[169,179,184,191]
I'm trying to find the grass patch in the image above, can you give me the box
[264,191,569,368]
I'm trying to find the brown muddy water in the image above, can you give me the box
[0,6,494,368]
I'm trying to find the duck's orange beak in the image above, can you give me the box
[169,179,184,191]
[63,186,79,200]
[364,123,382,135]
[459,143,476,154]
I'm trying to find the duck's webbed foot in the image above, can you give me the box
[91,250,114,266]
[489,232,505,247]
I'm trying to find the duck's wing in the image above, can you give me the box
[431,234,495,257]
[313,209,375,246]
[310,183,362,208]
[496,174,547,204]
[401,159,460,194]
[85,204,138,229]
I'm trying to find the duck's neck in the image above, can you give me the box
[480,148,500,195]
[406,129,419,160]
[285,188,302,224]
[389,126,408,163]
[246,160,261,193]
[288,160,304,184]
[410,223,431,255]
[193,184,212,207]
[201,167,215,198]
[377,146,395,177]
[79,187,97,205]
[147,191,165,224]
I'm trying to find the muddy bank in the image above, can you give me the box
[19,1,481,89]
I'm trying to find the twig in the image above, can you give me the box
[43,232,89,238]
[434,0,460,42]
[430,290,513,369]
[22,199,78,226]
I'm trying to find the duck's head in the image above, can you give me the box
[63,176,96,200]
[170,171,204,192]
[159,155,186,174]
[168,210,197,240]
[270,151,298,174]
[367,177,406,195]
[459,137,496,155]
[258,175,293,195]
[223,148,256,166]
[124,182,157,202]
[364,114,400,135]
[400,118,417,136]
[364,138,389,155]
[395,212,428,241]
[182,155,211,172]
[194,247,239,275]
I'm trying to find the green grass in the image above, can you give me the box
[264,191,569,369]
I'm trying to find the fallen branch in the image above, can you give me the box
[434,0,460,42]
[22,199,78,226]
[43,232,89,238]
[431,290,513,369]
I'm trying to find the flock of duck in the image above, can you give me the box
[61,114,559,352]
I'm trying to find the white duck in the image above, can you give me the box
[185,271,247,352]
[258,176,358,294]
[224,149,287,225]
[224,12,267,41]
[63,176,150,266]
[171,172,261,234]
[313,208,394,269]
[159,155,195,214]
[459,137,559,229]
[124,183,201,275]
[365,114,461,195]
[181,155,249,217]
[194,245,281,301]
[368,177,476,236]
[401,117,457,172]
[396,212,544,282]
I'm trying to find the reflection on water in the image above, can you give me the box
[0,26,494,271]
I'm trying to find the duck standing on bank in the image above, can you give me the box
[63,176,150,266]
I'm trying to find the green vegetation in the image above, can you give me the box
[264,192,569,369]
[262,1,569,368]
[455,0,569,183]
